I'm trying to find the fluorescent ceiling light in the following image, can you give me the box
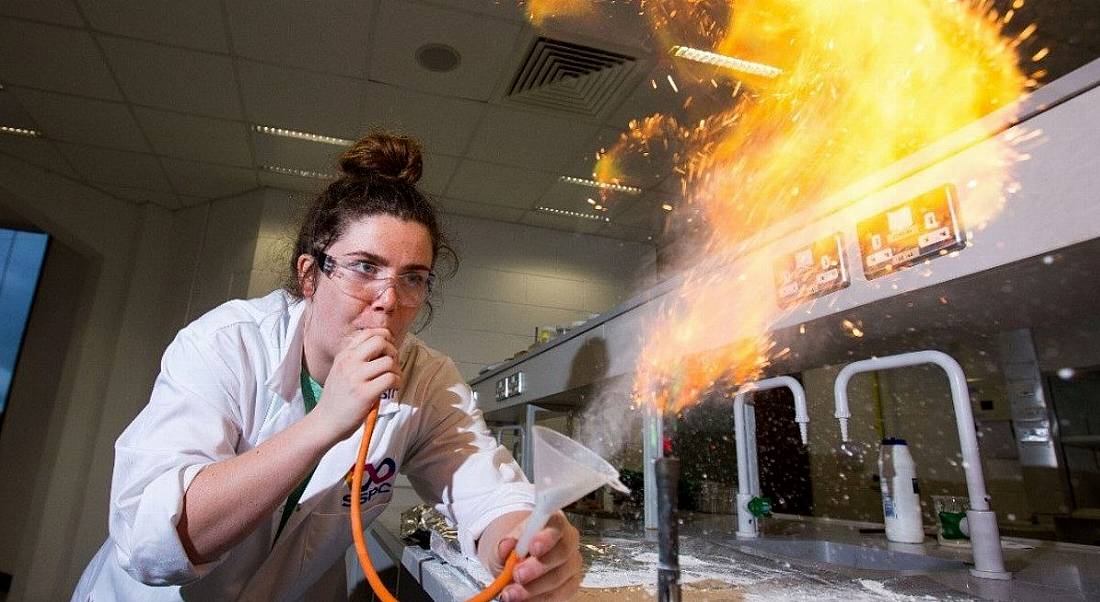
[1,125,42,138]
[670,45,782,78]
[559,175,641,195]
[254,124,352,146]
[537,206,611,222]
[262,164,336,180]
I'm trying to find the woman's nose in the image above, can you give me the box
[370,282,399,310]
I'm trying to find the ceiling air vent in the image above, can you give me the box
[507,37,637,117]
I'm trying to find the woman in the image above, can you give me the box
[73,133,582,601]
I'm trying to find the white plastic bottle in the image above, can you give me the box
[878,438,924,543]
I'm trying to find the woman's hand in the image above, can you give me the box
[309,328,401,442]
[479,511,583,602]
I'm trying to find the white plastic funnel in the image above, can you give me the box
[514,426,630,557]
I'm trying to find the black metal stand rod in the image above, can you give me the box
[656,456,681,602]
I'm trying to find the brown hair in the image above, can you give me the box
[286,131,456,326]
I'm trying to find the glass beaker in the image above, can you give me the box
[932,494,970,546]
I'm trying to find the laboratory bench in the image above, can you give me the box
[361,509,1100,601]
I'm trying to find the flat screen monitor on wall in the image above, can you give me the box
[0,228,49,430]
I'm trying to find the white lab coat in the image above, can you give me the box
[72,290,534,601]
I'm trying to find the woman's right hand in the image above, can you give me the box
[310,328,402,442]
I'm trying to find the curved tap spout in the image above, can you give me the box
[832,350,1010,580]
[734,375,809,538]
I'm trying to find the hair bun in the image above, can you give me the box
[339,132,423,184]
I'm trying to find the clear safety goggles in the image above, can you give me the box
[315,252,435,308]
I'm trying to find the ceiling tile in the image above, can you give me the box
[418,0,524,22]
[0,89,37,130]
[360,82,485,156]
[466,106,599,171]
[537,178,604,212]
[445,159,555,209]
[135,107,251,167]
[226,0,374,77]
[612,200,667,231]
[78,0,228,52]
[605,63,739,132]
[0,0,83,27]
[161,158,257,198]
[436,197,525,223]
[95,183,181,209]
[13,88,149,152]
[419,152,458,197]
[0,136,78,177]
[558,126,669,190]
[598,222,658,243]
[257,170,332,195]
[238,60,363,138]
[656,172,685,194]
[0,18,123,100]
[370,0,522,101]
[99,36,241,119]
[521,209,607,235]
[252,131,343,175]
[177,194,215,208]
[253,136,455,198]
[55,142,172,191]
[520,2,656,53]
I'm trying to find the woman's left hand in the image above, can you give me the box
[479,511,582,601]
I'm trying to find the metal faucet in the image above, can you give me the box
[734,376,809,538]
[834,350,1010,580]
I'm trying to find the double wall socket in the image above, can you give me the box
[495,371,525,402]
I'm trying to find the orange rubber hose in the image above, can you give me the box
[351,406,519,602]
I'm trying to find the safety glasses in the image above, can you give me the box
[314,252,435,307]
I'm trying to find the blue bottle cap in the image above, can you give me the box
[881,437,907,446]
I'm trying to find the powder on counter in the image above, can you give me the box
[629,552,708,567]
[577,579,745,601]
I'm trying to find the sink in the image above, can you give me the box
[731,539,968,573]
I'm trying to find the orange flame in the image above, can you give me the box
[528,1,1037,414]
[525,0,593,25]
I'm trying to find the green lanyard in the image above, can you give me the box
[273,367,322,544]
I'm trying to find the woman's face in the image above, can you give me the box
[300,214,434,360]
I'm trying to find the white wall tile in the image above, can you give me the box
[203,191,264,272]
[526,274,587,311]
[454,362,483,381]
[253,234,295,275]
[246,269,283,299]
[582,282,626,314]
[417,326,531,366]
[440,266,527,305]
[228,269,251,300]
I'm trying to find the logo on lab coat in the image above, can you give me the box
[342,457,396,507]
